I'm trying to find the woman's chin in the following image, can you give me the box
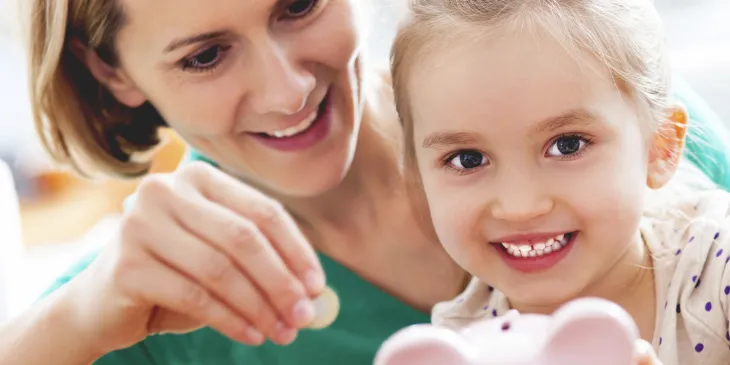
[264,152,356,198]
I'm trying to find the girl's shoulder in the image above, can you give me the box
[642,187,730,257]
[643,189,730,362]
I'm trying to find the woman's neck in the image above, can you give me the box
[276,73,470,311]
[510,232,657,340]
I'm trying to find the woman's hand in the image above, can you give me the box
[634,339,663,365]
[62,161,326,355]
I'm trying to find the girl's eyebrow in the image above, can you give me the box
[530,108,600,134]
[421,109,601,150]
[422,131,484,149]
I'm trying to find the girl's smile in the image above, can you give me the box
[491,231,577,273]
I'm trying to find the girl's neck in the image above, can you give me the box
[510,232,657,340]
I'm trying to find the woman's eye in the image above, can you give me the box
[285,0,318,17]
[181,45,225,71]
[448,150,488,170]
[546,135,587,157]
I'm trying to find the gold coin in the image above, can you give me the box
[308,286,340,329]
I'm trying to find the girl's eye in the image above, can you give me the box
[181,45,229,71]
[447,150,488,171]
[546,135,588,158]
[285,0,319,17]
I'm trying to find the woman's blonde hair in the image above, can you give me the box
[390,0,679,231]
[29,0,166,178]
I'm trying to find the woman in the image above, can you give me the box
[1,0,728,364]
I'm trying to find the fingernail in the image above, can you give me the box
[304,270,325,293]
[291,299,315,326]
[275,321,298,345]
[245,327,264,344]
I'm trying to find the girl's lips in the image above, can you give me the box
[490,231,573,244]
[492,231,578,273]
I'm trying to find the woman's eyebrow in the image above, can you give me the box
[164,31,228,53]
[162,0,289,54]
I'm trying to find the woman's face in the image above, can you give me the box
[109,0,365,196]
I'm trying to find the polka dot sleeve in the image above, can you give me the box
[717,216,730,346]
[648,190,730,364]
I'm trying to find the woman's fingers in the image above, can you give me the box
[119,254,263,346]
[171,164,323,329]
[173,195,314,330]
[183,163,324,295]
[138,216,296,344]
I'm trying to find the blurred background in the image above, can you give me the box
[0,0,727,322]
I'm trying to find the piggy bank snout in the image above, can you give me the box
[373,325,471,365]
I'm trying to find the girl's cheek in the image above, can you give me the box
[432,206,475,247]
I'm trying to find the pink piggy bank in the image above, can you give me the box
[374,297,639,365]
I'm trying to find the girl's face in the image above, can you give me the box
[408,31,662,308]
[106,0,365,196]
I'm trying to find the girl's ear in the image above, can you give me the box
[68,37,146,108]
[647,103,689,189]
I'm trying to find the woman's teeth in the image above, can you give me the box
[266,110,318,138]
[500,233,571,258]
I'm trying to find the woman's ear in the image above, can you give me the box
[647,103,689,189]
[68,37,146,108]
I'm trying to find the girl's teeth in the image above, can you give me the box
[267,110,318,138]
[500,233,572,258]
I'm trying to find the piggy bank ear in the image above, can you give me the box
[374,324,470,365]
[542,298,638,365]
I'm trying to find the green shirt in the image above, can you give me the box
[42,81,729,364]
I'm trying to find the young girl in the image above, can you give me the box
[391,0,729,364]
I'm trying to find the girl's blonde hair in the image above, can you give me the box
[391,0,671,127]
[29,0,166,178]
[390,0,682,232]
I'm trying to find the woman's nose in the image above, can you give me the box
[248,41,316,116]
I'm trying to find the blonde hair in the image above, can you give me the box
[29,0,166,178]
[392,0,673,138]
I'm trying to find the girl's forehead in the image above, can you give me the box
[408,32,625,134]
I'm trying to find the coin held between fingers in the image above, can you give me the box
[307,286,340,329]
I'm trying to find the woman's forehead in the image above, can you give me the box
[118,0,276,34]
[116,0,356,50]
